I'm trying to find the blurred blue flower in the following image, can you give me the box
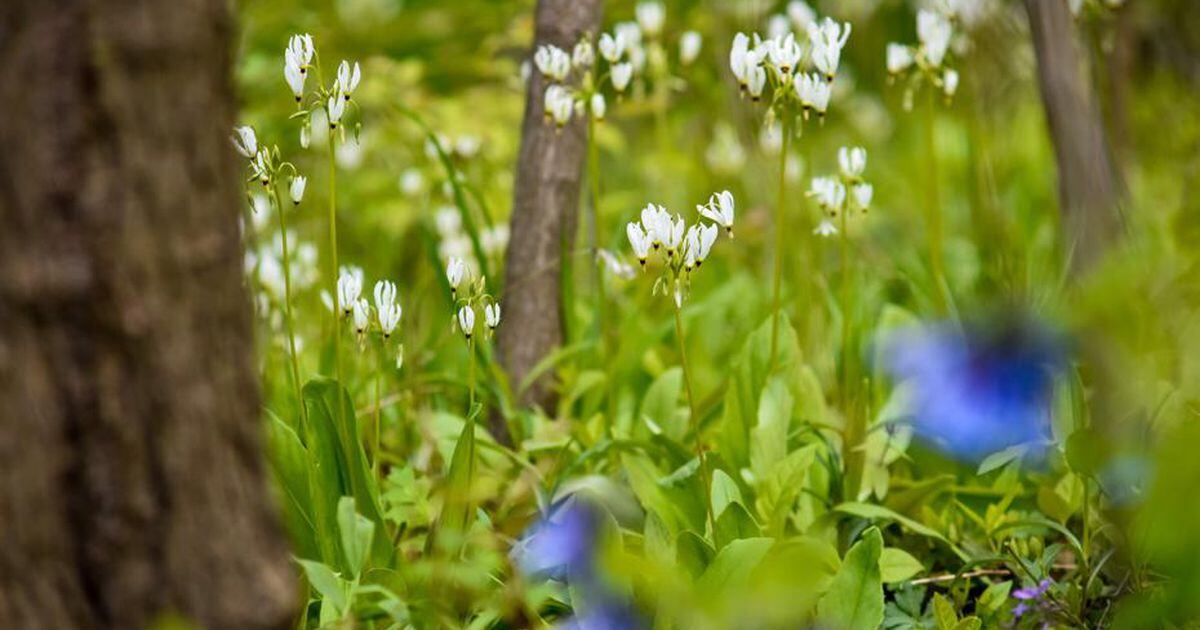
[558,600,645,630]
[883,319,1066,461]
[1012,578,1054,619]
[514,497,602,581]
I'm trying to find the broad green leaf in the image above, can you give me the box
[439,404,480,535]
[640,367,686,441]
[337,496,375,578]
[885,474,955,518]
[266,412,318,560]
[710,468,743,519]
[879,547,925,583]
[644,510,675,566]
[977,581,1012,616]
[818,527,884,630]
[720,315,801,470]
[977,445,1029,475]
[756,445,818,537]
[297,559,348,615]
[676,530,715,579]
[932,593,958,629]
[751,376,793,480]
[623,453,683,534]
[714,501,761,549]
[834,502,966,559]
[696,537,775,596]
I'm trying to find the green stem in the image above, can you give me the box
[768,116,792,368]
[328,129,345,428]
[468,336,476,410]
[839,208,851,401]
[374,343,383,479]
[270,185,307,427]
[675,295,715,537]
[839,209,864,501]
[924,89,947,312]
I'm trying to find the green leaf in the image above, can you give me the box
[439,404,480,536]
[302,378,389,569]
[756,445,818,537]
[714,501,762,549]
[879,547,925,583]
[297,559,348,616]
[337,496,375,578]
[640,367,685,441]
[818,527,885,630]
[932,593,958,629]
[977,580,1012,616]
[977,445,1029,475]
[834,502,967,559]
[710,468,743,519]
[696,537,775,595]
[720,314,801,471]
[751,376,793,480]
[265,411,319,560]
[676,530,715,579]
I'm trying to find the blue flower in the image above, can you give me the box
[514,497,602,581]
[883,319,1065,462]
[558,600,645,630]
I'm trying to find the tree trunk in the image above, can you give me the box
[0,1,295,628]
[499,0,603,424]
[1024,0,1125,274]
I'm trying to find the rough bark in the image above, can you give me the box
[499,0,603,421]
[0,1,295,628]
[1024,0,1125,274]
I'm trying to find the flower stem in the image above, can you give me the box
[270,186,307,427]
[327,130,345,427]
[373,343,383,480]
[768,115,792,369]
[924,89,947,312]
[675,296,715,537]
[587,112,615,440]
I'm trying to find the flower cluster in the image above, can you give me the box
[335,266,404,345]
[232,126,308,203]
[886,7,960,109]
[808,146,873,237]
[625,191,732,306]
[728,4,850,122]
[446,257,500,342]
[281,33,364,145]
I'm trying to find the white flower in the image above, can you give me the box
[337,266,364,314]
[598,248,636,278]
[766,33,802,75]
[481,224,510,256]
[327,93,346,128]
[663,214,685,254]
[300,122,311,148]
[746,63,767,100]
[534,45,571,82]
[484,303,501,329]
[284,61,306,102]
[544,85,574,127]
[730,33,751,86]
[636,2,665,37]
[813,219,838,237]
[591,93,607,121]
[787,1,816,30]
[698,190,735,236]
[599,32,626,62]
[374,280,401,337]
[639,203,670,248]
[627,221,651,265]
[289,176,307,204]
[446,256,466,294]
[838,147,867,178]
[337,61,361,99]
[457,305,476,339]
[455,135,481,158]
[352,298,371,335]
[687,222,718,268]
[917,10,953,67]
[286,34,315,73]
[796,73,832,115]
[809,176,846,211]
[807,18,852,81]
[399,169,425,196]
[232,126,257,158]
[852,183,873,210]
[942,69,960,97]
[611,62,634,91]
[679,31,702,65]
[572,40,595,68]
[251,151,271,185]
[887,43,914,74]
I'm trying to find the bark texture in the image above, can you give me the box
[0,1,295,628]
[1025,0,1124,274]
[499,0,603,419]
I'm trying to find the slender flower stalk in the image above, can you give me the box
[768,116,792,368]
[328,123,346,423]
[269,183,307,427]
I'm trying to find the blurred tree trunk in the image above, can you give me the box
[0,1,295,629]
[1024,0,1125,274]
[499,0,602,427]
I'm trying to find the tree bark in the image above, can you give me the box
[0,1,295,628]
[1024,0,1125,275]
[499,0,603,422]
